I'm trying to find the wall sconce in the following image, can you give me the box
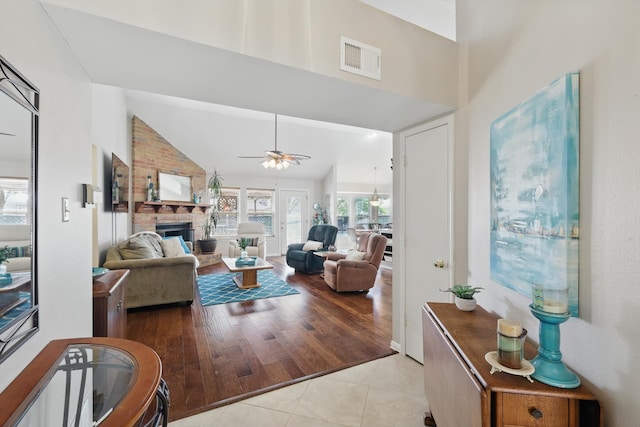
[83,184,102,208]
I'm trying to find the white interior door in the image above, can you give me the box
[404,121,452,362]
[279,190,308,255]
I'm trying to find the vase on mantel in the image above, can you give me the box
[455,297,477,312]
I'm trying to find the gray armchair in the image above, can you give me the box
[286,225,338,273]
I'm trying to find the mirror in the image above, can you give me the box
[158,172,191,202]
[0,54,39,362]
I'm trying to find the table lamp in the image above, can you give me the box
[529,285,580,388]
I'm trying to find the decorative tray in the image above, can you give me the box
[235,257,257,266]
[92,267,109,279]
[485,351,535,383]
[0,274,12,286]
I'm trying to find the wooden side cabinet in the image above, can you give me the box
[422,302,603,427]
[93,269,129,338]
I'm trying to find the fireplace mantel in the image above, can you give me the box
[135,201,211,214]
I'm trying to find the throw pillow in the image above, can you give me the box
[161,237,186,257]
[118,235,156,259]
[127,231,164,257]
[7,245,31,258]
[238,237,260,247]
[302,240,323,251]
[163,235,190,254]
[345,250,366,261]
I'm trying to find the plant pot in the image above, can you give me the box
[240,250,248,258]
[455,296,477,311]
[198,238,218,254]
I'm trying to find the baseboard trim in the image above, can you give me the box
[390,340,402,353]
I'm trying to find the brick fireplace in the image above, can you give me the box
[131,116,210,252]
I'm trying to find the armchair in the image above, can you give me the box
[323,231,388,292]
[286,224,338,274]
[228,222,267,258]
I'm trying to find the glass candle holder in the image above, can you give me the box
[532,285,569,314]
[497,319,527,369]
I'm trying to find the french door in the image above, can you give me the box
[279,190,309,255]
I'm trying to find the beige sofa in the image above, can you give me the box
[0,224,32,273]
[103,232,198,309]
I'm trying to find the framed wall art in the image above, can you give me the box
[490,72,580,316]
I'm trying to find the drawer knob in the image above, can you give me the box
[530,408,543,419]
[117,300,122,312]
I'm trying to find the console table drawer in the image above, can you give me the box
[500,392,570,426]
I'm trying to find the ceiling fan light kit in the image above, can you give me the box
[239,114,310,170]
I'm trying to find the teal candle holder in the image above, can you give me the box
[529,304,580,388]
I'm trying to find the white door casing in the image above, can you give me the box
[399,116,454,363]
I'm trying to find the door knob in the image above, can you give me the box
[434,260,446,268]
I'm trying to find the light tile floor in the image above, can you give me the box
[169,354,427,427]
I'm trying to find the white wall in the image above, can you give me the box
[458,1,640,425]
[91,84,130,264]
[42,0,458,107]
[0,0,93,389]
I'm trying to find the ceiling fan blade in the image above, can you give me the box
[0,132,16,136]
[237,155,267,159]
[288,154,311,160]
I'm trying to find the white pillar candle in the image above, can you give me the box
[542,287,569,314]
[497,319,522,337]
[543,300,569,313]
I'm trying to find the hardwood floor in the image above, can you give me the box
[126,256,394,422]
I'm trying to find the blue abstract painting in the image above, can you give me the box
[490,73,580,316]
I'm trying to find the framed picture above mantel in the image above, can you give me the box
[490,72,580,317]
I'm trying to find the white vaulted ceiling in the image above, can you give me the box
[41,1,456,185]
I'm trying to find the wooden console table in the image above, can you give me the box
[0,337,169,427]
[93,269,129,338]
[422,302,602,427]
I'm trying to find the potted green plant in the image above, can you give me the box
[238,237,250,258]
[440,284,483,311]
[198,169,223,254]
[0,245,9,274]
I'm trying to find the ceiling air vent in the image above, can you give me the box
[340,36,381,80]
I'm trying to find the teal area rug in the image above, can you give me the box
[197,270,299,306]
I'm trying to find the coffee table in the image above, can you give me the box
[221,257,274,289]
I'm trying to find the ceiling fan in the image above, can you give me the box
[238,114,311,169]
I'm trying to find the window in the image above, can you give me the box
[0,177,29,224]
[338,192,393,230]
[247,188,275,236]
[215,188,240,236]
[354,197,370,226]
[337,197,349,231]
[377,196,392,226]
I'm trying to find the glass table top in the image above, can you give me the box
[16,344,135,426]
